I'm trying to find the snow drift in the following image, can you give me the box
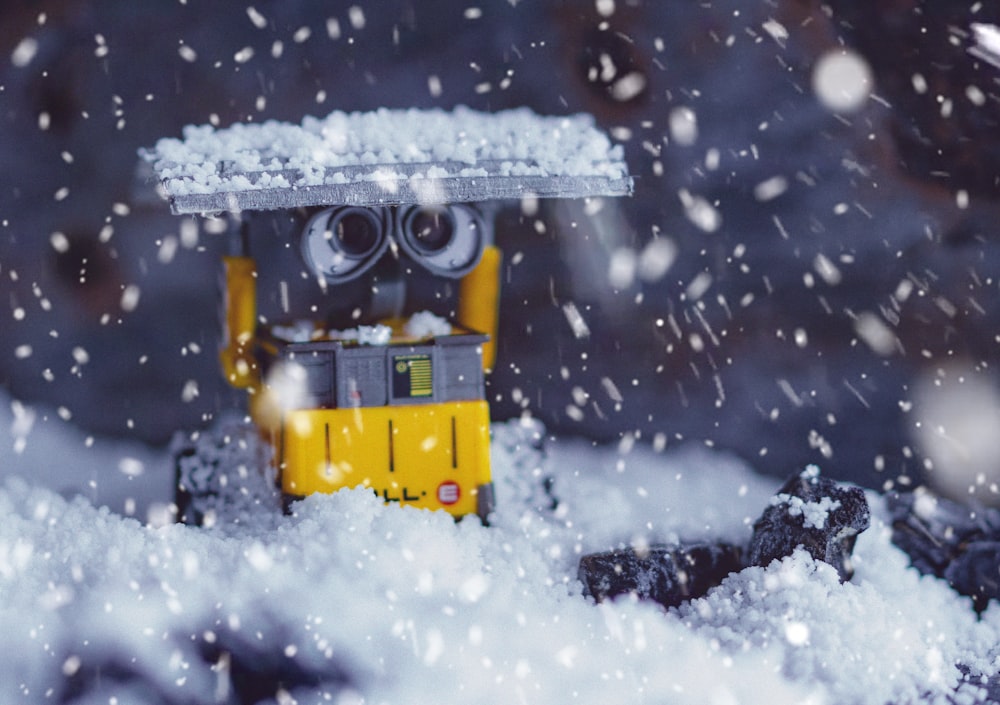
[3,406,1000,704]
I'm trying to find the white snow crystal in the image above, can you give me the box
[637,237,678,282]
[970,23,1000,69]
[854,311,898,356]
[770,493,841,530]
[10,37,39,68]
[9,399,35,454]
[668,106,699,146]
[678,188,722,232]
[800,464,820,481]
[811,49,874,113]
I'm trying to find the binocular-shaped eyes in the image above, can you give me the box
[300,205,485,284]
[300,206,392,283]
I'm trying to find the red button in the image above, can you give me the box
[437,481,461,505]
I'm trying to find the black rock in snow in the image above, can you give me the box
[946,542,1000,614]
[748,466,870,582]
[886,490,1000,577]
[198,626,353,705]
[578,542,743,610]
[888,489,1000,612]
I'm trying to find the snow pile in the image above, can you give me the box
[676,542,999,705]
[270,321,394,345]
[332,323,393,346]
[1,393,172,518]
[173,413,279,528]
[269,311,451,344]
[404,310,453,338]
[4,412,1000,704]
[269,321,326,343]
[143,106,630,198]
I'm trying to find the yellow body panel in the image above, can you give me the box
[277,400,492,518]
[220,255,260,389]
[458,245,502,372]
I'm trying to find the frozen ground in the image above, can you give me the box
[3,390,1000,705]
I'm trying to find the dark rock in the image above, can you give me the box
[748,467,870,582]
[199,629,352,705]
[59,621,353,705]
[946,543,1000,614]
[578,542,743,610]
[887,489,1000,612]
[886,490,1000,578]
[59,658,175,705]
[579,467,871,612]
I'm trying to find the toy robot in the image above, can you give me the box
[142,106,631,522]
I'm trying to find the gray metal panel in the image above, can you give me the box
[439,344,485,402]
[335,347,388,408]
[282,349,335,408]
[159,167,633,215]
[272,333,487,409]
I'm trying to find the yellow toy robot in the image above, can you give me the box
[142,106,631,523]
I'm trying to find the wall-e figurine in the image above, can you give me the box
[142,106,632,523]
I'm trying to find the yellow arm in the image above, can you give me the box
[458,245,502,373]
[219,255,260,389]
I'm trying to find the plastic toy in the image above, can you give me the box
[141,106,631,522]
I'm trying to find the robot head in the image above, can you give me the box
[299,203,487,284]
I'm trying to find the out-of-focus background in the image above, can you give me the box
[2,0,999,499]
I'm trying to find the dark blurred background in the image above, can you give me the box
[2,0,1000,495]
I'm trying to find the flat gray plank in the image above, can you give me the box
[163,171,634,214]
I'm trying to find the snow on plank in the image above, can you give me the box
[140,106,633,214]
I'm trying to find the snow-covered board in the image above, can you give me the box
[140,106,633,214]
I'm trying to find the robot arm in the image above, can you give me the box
[458,244,502,373]
[219,224,260,390]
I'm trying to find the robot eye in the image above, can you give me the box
[406,207,456,255]
[333,210,382,257]
[396,204,485,278]
[299,206,390,283]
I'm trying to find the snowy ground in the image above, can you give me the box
[4,3,1000,702]
[3,391,1000,705]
